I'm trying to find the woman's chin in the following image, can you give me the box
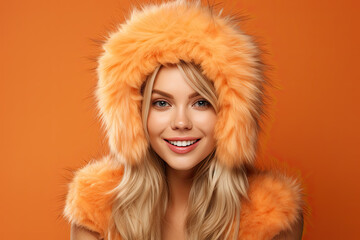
[164,159,202,174]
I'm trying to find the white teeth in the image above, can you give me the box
[169,140,197,147]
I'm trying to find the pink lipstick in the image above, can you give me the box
[164,139,200,154]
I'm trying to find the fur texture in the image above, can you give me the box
[96,0,265,167]
[63,156,123,239]
[64,157,303,239]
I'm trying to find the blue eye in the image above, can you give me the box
[153,100,170,108]
[194,100,210,108]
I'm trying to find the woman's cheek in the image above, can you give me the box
[191,110,217,132]
[148,110,170,135]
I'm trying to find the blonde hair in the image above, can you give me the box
[108,61,249,240]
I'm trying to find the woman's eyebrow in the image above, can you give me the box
[188,92,200,99]
[152,89,200,99]
[152,89,173,99]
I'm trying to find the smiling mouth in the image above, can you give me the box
[164,139,201,147]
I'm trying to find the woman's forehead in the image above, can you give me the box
[152,66,196,95]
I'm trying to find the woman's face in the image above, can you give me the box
[147,66,217,172]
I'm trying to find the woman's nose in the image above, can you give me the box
[171,107,192,130]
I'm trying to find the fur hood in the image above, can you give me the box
[96,0,266,167]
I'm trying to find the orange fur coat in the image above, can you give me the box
[64,156,303,239]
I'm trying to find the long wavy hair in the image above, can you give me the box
[107,61,249,240]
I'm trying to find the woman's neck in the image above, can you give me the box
[163,166,195,239]
[166,166,194,208]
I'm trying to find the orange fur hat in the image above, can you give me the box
[96,0,266,167]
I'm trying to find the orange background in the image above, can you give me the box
[1,0,359,239]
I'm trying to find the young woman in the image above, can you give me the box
[64,1,305,239]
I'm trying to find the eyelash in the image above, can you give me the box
[152,99,210,109]
[193,100,210,108]
[152,100,170,108]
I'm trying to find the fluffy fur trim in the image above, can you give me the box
[64,158,303,239]
[96,0,265,167]
[63,156,123,238]
[238,172,303,239]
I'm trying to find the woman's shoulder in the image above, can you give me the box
[239,169,305,239]
[63,155,124,237]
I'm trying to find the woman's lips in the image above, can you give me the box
[164,139,200,154]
